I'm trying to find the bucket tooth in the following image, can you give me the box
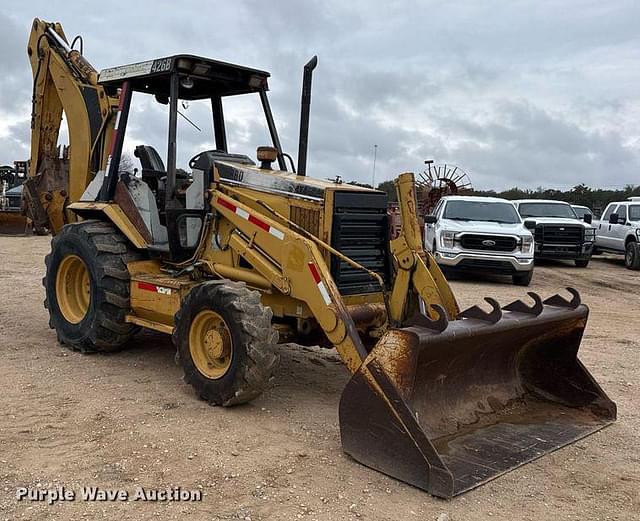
[543,287,581,309]
[458,297,501,323]
[407,304,448,332]
[503,291,543,315]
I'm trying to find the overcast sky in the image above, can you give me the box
[1,1,638,190]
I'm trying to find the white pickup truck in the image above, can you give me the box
[424,195,535,285]
[594,197,640,270]
[512,199,595,267]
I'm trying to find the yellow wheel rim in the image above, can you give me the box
[55,254,91,324]
[189,310,233,379]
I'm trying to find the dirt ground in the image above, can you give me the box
[0,235,638,520]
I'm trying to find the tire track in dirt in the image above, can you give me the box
[1,235,638,521]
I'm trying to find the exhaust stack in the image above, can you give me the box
[297,56,318,176]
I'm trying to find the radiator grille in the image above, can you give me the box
[459,234,517,252]
[535,225,583,244]
[330,191,390,295]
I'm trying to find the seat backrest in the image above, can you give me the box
[134,145,165,173]
[122,176,168,245]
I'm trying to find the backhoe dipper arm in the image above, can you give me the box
[211,190,369,373]
[25,18,115,233]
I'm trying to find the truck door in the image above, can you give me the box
[425,199,444,251]
[611,204,628,251]
[598,204,618,249]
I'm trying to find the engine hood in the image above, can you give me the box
[214,160,382,202]
[523,217,591,228]
[440,219,530,235]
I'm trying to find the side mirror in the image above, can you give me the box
[524,219,537,230]
[583,213,592,224]
[609,213,619,224]
[424,215,437,225]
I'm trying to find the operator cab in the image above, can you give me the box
[95,55,287,261]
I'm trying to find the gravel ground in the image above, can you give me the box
[0,235,638,520]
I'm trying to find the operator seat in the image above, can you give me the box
[134,145,166,193]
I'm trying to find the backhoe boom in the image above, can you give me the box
[24,18,116,233]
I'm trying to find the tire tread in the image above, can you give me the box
[43,219,140,353]
[173,281,278,406]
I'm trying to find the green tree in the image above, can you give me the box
[376,180,397,202]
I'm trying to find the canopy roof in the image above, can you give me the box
[98,54,270,99]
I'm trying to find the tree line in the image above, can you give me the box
[373,180,640,216]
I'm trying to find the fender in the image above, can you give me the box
[67,201,148,249]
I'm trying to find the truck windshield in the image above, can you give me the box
[572,206,592,219]
[443,200,521,224]
[518,203,577,219]
[630,205,640,221]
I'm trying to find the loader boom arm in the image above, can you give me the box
[24,18,116,233]
[211,172,458,373]
[389,173,459,322]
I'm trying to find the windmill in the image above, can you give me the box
[416,161,473,216]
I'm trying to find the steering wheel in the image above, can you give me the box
[189,150,225,170]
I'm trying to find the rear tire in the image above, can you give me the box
[512,270,533,286]
[574,259,590,268]
[44,220,141,352]
[173,281,279,406]
[625,241,640,270]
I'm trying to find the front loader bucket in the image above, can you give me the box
[339,289,616,498]
[0,211,27,234]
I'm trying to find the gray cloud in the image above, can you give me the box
[1,1,638,189]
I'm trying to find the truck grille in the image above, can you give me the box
[330,191,390,295]
[535,225,583,244]
[457,259,516,273]
[459,234,517,252]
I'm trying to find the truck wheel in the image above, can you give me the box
[574,259,590,268]
[44,220,141,352]
[625,241,640,270]
[173,281,279,406]
[512,270,533,286]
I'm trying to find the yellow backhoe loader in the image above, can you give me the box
[24,18,616,498]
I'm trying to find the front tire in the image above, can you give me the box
[625,241,640,270]
[44,220,140,352]
[574,259,590,268]
[173,281,279,406]
[512,270,533,286]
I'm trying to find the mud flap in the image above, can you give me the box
[339,289,616,498]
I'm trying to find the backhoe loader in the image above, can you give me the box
[24,18,616,498]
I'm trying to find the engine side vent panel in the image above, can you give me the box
[330,191,390,295]
[291,205,321,237]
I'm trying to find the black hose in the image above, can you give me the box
[70,35,84,54]
[30,33,48,129]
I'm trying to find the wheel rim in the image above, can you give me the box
[55,254,91,324]
[626,247,632,266]
[189,310,233,379]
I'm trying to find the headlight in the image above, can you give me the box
[440,231,456,249]
[520,235,533,253]
[584,228,595,240]
[636,229,640,239]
